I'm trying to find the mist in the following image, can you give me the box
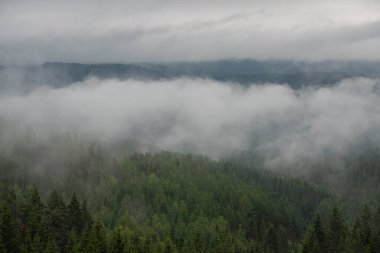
[0,76,380,167]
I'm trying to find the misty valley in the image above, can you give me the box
[1,61,380,253]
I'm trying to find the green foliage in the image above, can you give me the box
[44,239,59,253]
[0,206,21,253]
[302,213,325,253]
[325,207,347,253]
[0,138,379,253]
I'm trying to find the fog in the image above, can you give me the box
[0,77,379,167]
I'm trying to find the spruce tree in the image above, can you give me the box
[278,226,289,253]
[91,220,108,253]
[68,193,83,234]
[30,234,44,253]
[264,225,278,253]
[0,231,5,253]
[302,230,320,253]
[325,207,347,253]
[351,218,365,252]
[164,236,176,253]
[44,239,59,253]
[66,230,79,253]
[78,226,92,253]
[81,200,93,229]
[0,206,20,253]
[371,208,380,253]
[46,190,69,251]
[313,213,325,248]
[360,206,372,247]
[302,213,325,253]
[109,228,125,253]
[30,185,44,216]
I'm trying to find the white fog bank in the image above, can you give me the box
[0,77,380,163]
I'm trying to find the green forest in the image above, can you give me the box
[0,132,379,253]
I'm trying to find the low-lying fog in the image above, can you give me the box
[0,77,380,167]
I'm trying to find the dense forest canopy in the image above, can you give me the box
[0,117,380,252]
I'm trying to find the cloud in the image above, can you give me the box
[1,0,380,64]
[0,77,380,164]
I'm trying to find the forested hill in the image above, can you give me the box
[1,132,380,252]
[1,60,380,93]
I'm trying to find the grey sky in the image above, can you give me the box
[1,0,380,64]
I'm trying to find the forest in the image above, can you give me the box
[0,131,379,253]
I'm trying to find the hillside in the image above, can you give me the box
[0,132,380,252]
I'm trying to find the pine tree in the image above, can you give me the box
[0,206,21,253]
[302,213,325,253]
[44,239,59,253]
[360,206,372,248]
[78,226,92,253]
[351,218,365,252]
[91,220,108,253]
[302,230,320,253]
[81,199,93,229]
[370,207,380,253]
[264,225,278,253]
[66,230,79,253]
[68,193,83,234]
[369,232,380,253]
[129,234,142,253]
[278,226,289,253]
[47,190,65,211]
[109,228,125,253]
[313,213,325,248]
[30,185,44,216]
[26,187,46,245]
[46,190,69,251]
[325,207,347,253]
[164,236,176,253]
[30,234,44,253]
[0,231,5,253]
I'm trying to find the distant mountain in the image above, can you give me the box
[144,60,380,87]
[1,60,380,93]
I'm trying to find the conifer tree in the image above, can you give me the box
[351,218,365,252]
[278,226,289,253]
[109,228,125,253]
[0,232,5,253]
[0,206,20,253]
[302,213,326,253]
[81,199,93,229]
[302,230,320,253]
[313,213,325,248]
[370,208,380,253]
[325,207,347,253]
[164,236,176,253]
[46,190,69,251]
[30,185,44,216]
[264,225,278,253]
[78,226,92,253]
[68,193,83,234]
[44,239,59,253]
[360,206,372,247]
[91,220,108,253]
[66,230,79,253]
[30,234,44,253]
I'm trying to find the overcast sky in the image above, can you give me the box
[1,0,380,64]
